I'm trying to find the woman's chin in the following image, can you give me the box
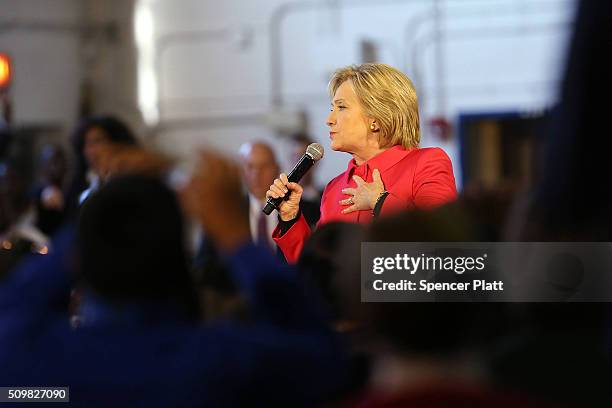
[329,141,343,152]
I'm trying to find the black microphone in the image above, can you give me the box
[262,143,324,215]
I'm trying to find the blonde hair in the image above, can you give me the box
[328,63,420,149]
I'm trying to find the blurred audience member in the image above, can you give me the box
[76,175,200,324]
[239,141,281,251]
[192,140,321,320]
[339,207,551,408]
[66,115,139,212]
[512,0,612,241]
[0,150,348,406]
[298,221,363,327]
[240,140,320,251]
[191,141,281,321]
[34,143,69,236]
[0,142,49,277]
[0,127,10,158]
[298,221,372,398]
[490,2,612,407]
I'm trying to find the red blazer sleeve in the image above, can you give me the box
[412,147,457,209]
[379,147,457,216]
[273,179,335,264]
[272,213,311,264]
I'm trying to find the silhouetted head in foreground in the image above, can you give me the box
[77,175,199,321]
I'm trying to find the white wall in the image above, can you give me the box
[0,0,141,135]
[83,0,140,128]
[142,0,576,190]
[0,0,83,130]
[1,0,577,191]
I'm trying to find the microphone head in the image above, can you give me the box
[306,143,324,161]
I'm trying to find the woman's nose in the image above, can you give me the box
[326,110,335,126]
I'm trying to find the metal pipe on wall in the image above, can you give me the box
[402,0,574,120]
[268,0,433,109]
[271,0,573,110]
[410,20,572,107]
[149,0,573,133]
[0,20,115,38]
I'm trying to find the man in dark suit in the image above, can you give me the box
[193,141,318,306]
[239,141,282,251]
[240,140,320,248]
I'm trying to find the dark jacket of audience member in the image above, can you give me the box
[0,139,49,278]
[491,2,612,407]
[34,144,69,236]
[0,175,348,407]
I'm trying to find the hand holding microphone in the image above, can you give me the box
[263,143,324,220]
[266,173,303,221]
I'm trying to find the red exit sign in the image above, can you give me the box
[0,54,11,89]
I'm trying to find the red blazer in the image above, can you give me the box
[273,146,457,263]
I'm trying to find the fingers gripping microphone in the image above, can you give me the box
[263,143,324,215]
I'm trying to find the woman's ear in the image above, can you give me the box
[369,121,379,132]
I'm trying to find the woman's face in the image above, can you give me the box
[326,80,373,155]
[83,127,110,174]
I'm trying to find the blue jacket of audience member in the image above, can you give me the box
[0,227,348,407]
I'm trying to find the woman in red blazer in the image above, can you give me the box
[267,63,457,263]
